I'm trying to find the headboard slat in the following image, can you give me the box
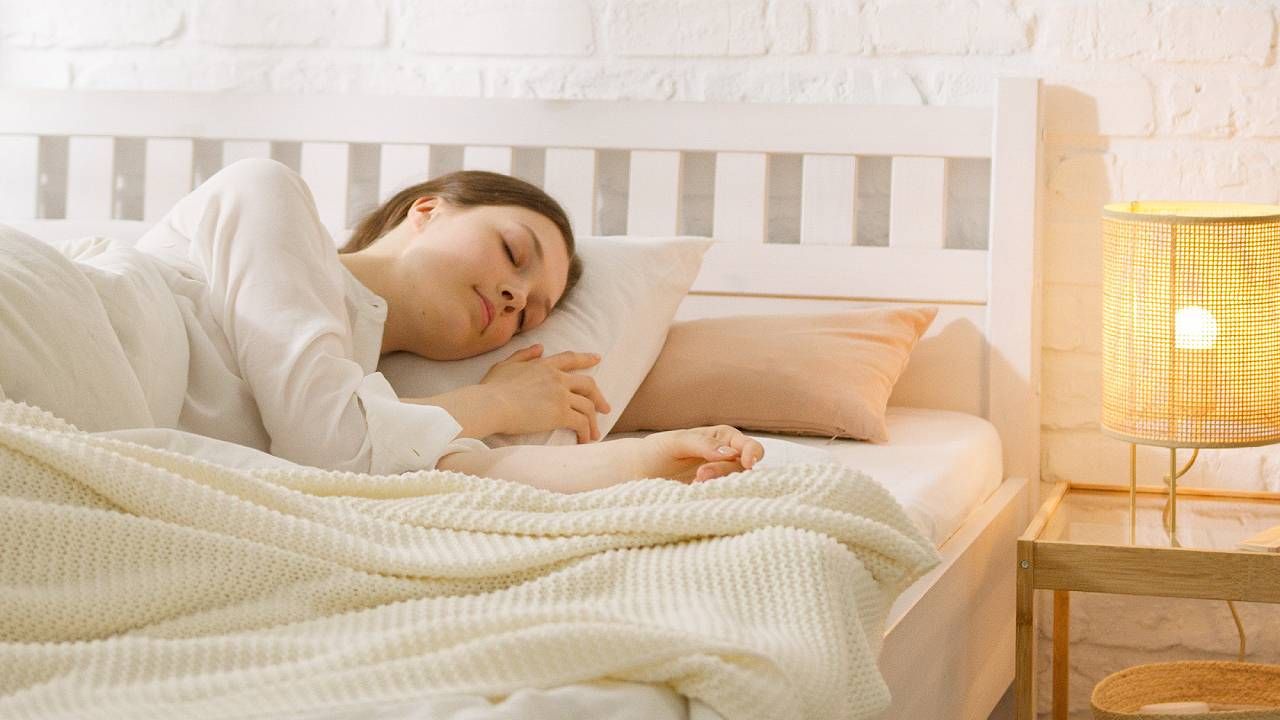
[378,144,431,203]
[543,148,596,237]
[712,152,768,244]
[66,136,114,220]
[626,150,681,236]
[463,146,514,174]
[799,154,857,246]
[299,142,350,235]
[221,140,271,167]
[889,157,948,249]
[143,139,194,222]
[691,244,987,304]
[0,136,38,219]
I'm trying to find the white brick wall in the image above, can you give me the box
[3,1,1280,716]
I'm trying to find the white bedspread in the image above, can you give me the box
[0,396,939,720]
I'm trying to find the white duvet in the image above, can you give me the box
[0,398,938,720]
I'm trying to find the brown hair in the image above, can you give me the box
[342,170,583,306]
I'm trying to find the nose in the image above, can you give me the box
[499,283,528,316]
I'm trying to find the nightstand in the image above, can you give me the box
[1014,481,1280,719]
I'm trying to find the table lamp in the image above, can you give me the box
[1101,201,1280,539]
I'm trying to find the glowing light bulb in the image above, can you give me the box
[1175,306,1217,350]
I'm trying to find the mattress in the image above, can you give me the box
[609,406,1004,548]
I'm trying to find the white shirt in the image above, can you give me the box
[63,160,488,474]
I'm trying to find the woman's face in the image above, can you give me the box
[395,196,571,360]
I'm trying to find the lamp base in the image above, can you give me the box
[1127,444,1199,544]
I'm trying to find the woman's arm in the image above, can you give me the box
[436,437,644,493]
[404,384,508,441]
[437,426,764,493]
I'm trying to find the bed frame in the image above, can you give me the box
[0,77,1041,720]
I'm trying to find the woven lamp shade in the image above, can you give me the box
[1102,201,1280,448]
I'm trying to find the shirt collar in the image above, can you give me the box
[336,262,388,375]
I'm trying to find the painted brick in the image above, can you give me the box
[1033,1,1096,61]
[491,62,685,100]
[1160,70,1280,139]
[696,65,914,104]
[196,0,385,48]
[1043,283,1101,354]
[868,0,1029,55]
[814,1,868,54]
[401,0,592,56]
[870,1,970,54]
[269,57,484,96]
[767,0,811,54]
[0,48,71,88]
[1044,149,1117,224]
[1044,78,1155,137]
[1042,350,1101,430]
[1095,1,1158,60]
[1110,139,1280,203]
[0,0,183,48]
[607,0,767,56]
[1236,73,1280,138]
[1162,74,1238,138]
[1156,3,1273,65]
[74,53,273,91]
[1044,220,1103,286]
[970,0,1033,54]
[915,70,994,106]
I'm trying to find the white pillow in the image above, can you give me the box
[379,235,713,447]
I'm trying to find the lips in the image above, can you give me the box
[475,288,493,330]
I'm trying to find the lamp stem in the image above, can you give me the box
[1169,447,1177,537]
[1129,443,1136,545]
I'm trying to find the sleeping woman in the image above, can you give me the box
[0,158,761,492]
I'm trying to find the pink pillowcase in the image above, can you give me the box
[613,307,938,443]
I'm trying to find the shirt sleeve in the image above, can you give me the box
[161,158,477,474]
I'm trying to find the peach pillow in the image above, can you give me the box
[613,306,938,443]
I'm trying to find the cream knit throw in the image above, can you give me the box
[0,399,939,720]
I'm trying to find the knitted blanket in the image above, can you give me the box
[0,399,939,720]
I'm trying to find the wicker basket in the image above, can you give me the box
[1091,661,1280,719]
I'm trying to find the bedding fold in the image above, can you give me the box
[0,398,939,720]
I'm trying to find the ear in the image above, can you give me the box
[407,196,442,231]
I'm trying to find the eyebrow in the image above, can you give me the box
[518,221,553,321]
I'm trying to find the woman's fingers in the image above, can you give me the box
[563,373,611,414]
[694,460,742,482]
[703,425,764,469]
[503,344,542,362]
[566,392,600,443]
[546,350,602,372]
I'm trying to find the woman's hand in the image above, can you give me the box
[479,344,611,443]
[632,426,765,484]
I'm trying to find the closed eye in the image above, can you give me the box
[503,240,527,331]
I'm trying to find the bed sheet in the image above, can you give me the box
[609,406,1004,548]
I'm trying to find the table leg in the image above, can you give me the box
[1052,590,1070,720]
[1016,543,1035,719]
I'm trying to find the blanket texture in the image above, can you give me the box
[0,399,939,720]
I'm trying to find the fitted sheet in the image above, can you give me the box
[609,406,1004,548]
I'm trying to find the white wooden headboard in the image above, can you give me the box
[0,77,1043,488]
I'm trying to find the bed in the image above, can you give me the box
[0,77,1042,719]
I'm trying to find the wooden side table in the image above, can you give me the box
[1015,481,1280,719]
